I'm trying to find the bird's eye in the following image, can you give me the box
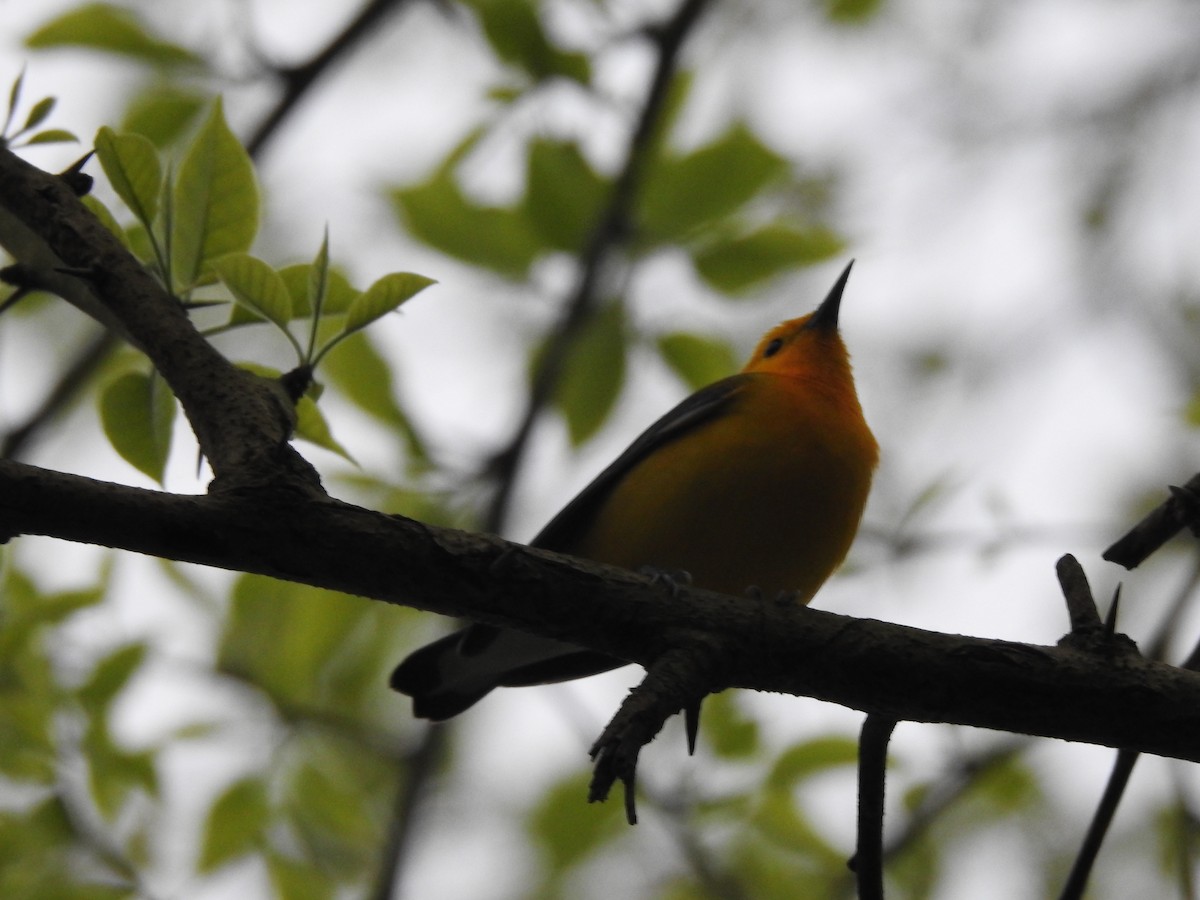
[763,337,784,358]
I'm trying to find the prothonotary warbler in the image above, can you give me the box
[391,261,878,742]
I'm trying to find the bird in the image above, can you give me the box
[390,261,877,750]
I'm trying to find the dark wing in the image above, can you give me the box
[390,374,752,719]
[531,373,752,552]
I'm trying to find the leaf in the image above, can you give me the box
[22,129,77,146]
[26,3,203,67]
[295,395,355,462]
[121,84,206,147]
[276,264,360,318]
[266,852,335,900]
[523,139,608,251]
[319,332,428,462]
[657,332,737,390]
[639,123,789,243]
[82,196,131,249]
[198,777,269,872]
[94,126,162,229]
[341,272,435,339]
[171,98,259,293]
[529,771,623,876]
[393,170,542,278]
[211,253,293,330]
[99,371,175,483]
[469,0,590,84]
[701,692,760,758]
[78,643,147,712]
[554,303,626,445]
[693,223,844,294]
[826,0,884,24]
[22,96,54,132]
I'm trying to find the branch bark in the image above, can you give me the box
[2,457,1200,767]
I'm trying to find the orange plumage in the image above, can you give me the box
[391,262,877,726]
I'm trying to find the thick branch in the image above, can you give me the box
[3,458,1200,766]
[0,148,318,491]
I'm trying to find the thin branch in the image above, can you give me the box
[1104,472,1200,568]
[1058,558,1200,898]
[246,0,416,158]
[370,727,447,900]
[1,327,117,460]
[484,0,714,534]
[854,715,898,900]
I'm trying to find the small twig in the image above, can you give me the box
[853,715,898,900]
[483,0,714,535]
[1057,554,1102,634]
[1058,748,1141,900]
[1104,472,1200,569]
[1058,560,1200,898]
[369,726,448,900]
[246,0,414,157]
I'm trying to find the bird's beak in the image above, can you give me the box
[809,260,854,332]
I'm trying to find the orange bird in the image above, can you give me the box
[391,262,877,746]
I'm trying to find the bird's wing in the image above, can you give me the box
[450,374,752,659]
[531,373,752,552]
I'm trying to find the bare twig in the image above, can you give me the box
[484,0,715,534]
[1104,473,1200,569]
[246,0,416,158]
[854,715,898,900]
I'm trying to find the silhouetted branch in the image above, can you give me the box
[484,0,715,534]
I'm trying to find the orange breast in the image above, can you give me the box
[567,373,877,601]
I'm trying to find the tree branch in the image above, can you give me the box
[0,147,318,491]
[484,0,714,533]
[3,458,1200,771]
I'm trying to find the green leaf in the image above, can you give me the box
[319,332,428,462]
[84,723,158,817]
[218,576,371,709]
[295,395,354,462]
[640,123,789,242]
[529,770,623,876]
[26,3,203,67]
[469,0,590,84]
[171,98,259,292]
[99,371,175,483]
[393,170,542,278]
[94,127,162,229]
[211,253,293,330]
[826,0,884,24]
[277,264,360,318]
[523,139,608,251]
[82,196,131,249]
[341,272,435,339]
[765,737,860,791]
[121,85,206,148]
[554,303,626,445]
[78,643,146,712]
[198,777,269,872]
[266,852,335,900]
[693,223,844,294]
[657,332,737,390]
[22,129,77,146]
[22,97,54,132]
[701,692,760,758]
[5,69,24,135]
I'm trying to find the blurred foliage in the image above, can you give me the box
[2,0,1199,899]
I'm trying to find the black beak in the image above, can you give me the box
[808,260,854,332]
